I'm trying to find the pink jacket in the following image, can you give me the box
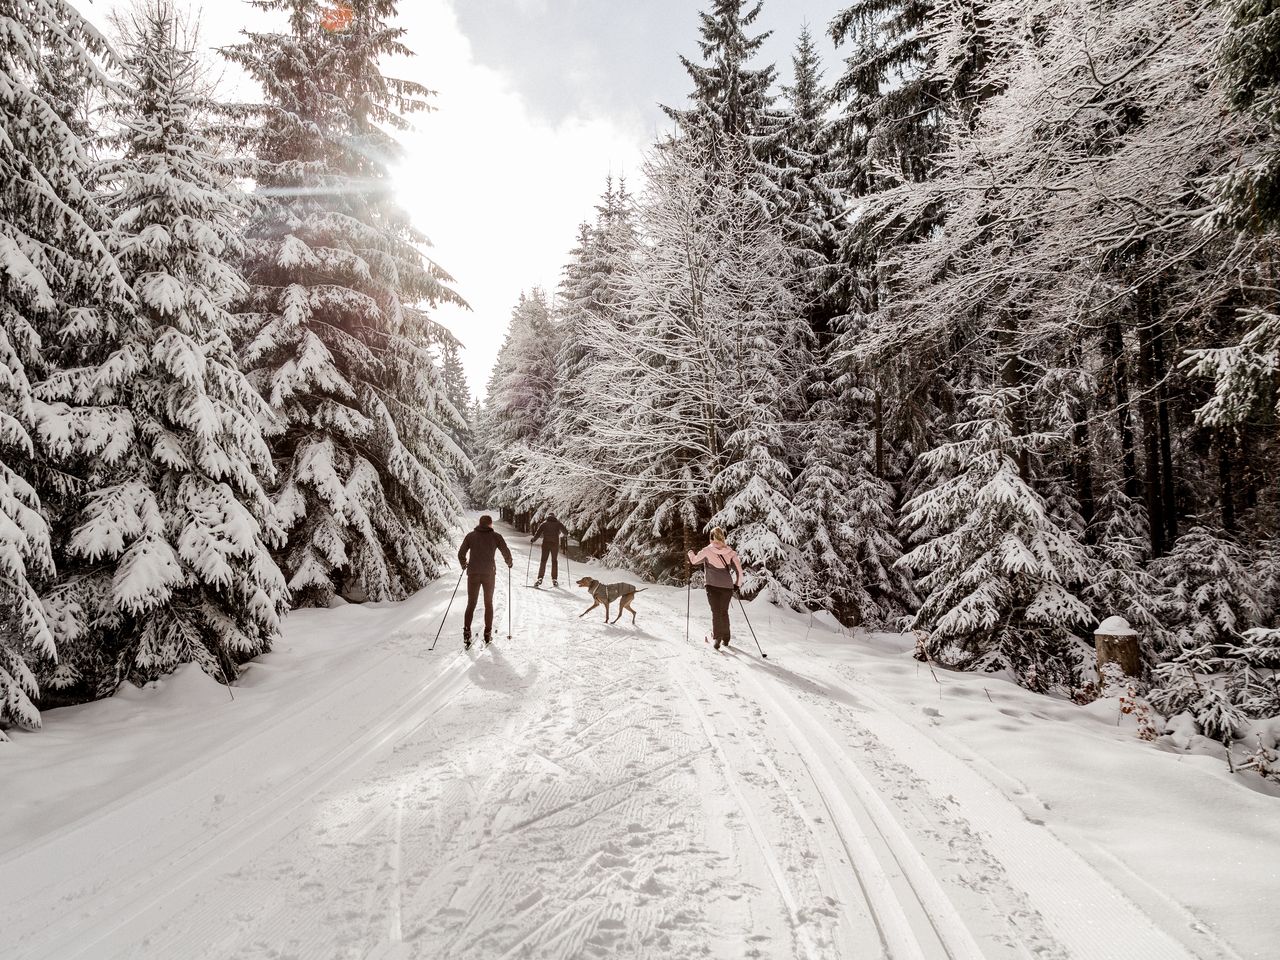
[688,542,743,587]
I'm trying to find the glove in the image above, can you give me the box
[507,560,514,568]
[733,585,741,598]
[460,562,468,572]
[530,536,536,542]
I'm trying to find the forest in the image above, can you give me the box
[6,0,1280,754]
[0,0,472,734]
[473,0,1280,745]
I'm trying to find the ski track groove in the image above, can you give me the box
[671,667,828,960]
[722,656,986,960]
[678,649,897,959]
[818,662,1227,960]
[27,654,474,960]
[665,623,899,960]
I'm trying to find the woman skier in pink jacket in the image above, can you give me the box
[688,527,743,650]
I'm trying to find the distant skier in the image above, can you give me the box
[530,513,569,587]
[688,527,743,650]
[458,515,514,647]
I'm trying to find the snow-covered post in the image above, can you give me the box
[1094,616,1142,681]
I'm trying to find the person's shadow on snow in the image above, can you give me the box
[466,644,536,694]
[735,653,869,713]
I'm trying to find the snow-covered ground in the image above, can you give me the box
[3,521,1276,960]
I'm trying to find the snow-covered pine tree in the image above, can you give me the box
[900,388,1094,688]
[818,0,959,622]
[225,0,468,604]
[1148,527,1268,740]
[486,289,558,522]
[664,0,778,144]
[789,375,912,625]
[542,142,807,594]
[531,179,636,552]
[777,26,843,340]
[36,2,290,695]
[0,0,123,731]
[662,0,788,213]
[439,338,473,501]
[1219,0,1280,230]
[829,0,942,189]
[1085,486,1163,645]
[475,289,559,521]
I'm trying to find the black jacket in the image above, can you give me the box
[458,526,513,576]
[531,518,568,549]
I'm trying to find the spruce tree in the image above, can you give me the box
[829,0,942,189]
[777,26,842,338]
[664,0,778,143]
[1148,528,1270,740]
[0,0,122,730]
[1220,0,1280,230]
[38,2,290,694]
[439,338,473,501]
[224,0,467,605]
[662,0,788,212]
[536,179,636,549]
[901,389,1093,688]
[479,289,560,520]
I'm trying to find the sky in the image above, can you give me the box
[80,0,848,396]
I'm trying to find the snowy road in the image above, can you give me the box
[1,526,1251,959]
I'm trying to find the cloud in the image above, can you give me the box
[387,0,647,396]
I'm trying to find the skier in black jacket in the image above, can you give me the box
[530,514,568,588]
[457,515,514,646]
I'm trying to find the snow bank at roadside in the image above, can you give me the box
[1,588,454,862]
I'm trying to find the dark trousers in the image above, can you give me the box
[706,586,733,641]
[464,572,496,634]
[537,543,559,581]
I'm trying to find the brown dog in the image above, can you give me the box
[577,577,646,624]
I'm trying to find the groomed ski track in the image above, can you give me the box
[0,522,1237,960]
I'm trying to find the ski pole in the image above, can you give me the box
[507,565,513,640]
[736,593,768,659]
[524,544,532,587]
[685,566,691,642]
[430,569,465,652]
[564,536,571,583]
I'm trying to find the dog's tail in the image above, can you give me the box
[632,588,648,594]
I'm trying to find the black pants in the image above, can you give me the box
[706,586,733,642]
[537,543,559,581]
[464,572,495,634]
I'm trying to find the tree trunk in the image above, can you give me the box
[1104,315,1141,502]
[1096,631,1143,680]
[1219,434,1236,532]
[997,316,1030,483]
[1151,317,1178,545]
[874,389,885,480]
[1074,416,1096,529]
[1135,299,1165,556]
